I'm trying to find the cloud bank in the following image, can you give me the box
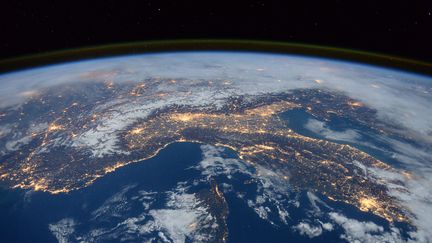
[1,52,431,140]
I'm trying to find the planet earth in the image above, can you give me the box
[0,51,431,243]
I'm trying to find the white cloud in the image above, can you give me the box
[91,184,136,220]
[304,118,361,142]
[320,221,334,231]
[383,137,432,172]
[367,167,432,243]
[293,219,334,238]
[48,218,76,243]
[0,124,11,139]
[196,144,254,179]
[306,191,331,214]
[132,183,221,243]
[149,208,201,243]
[329,212,405,243]
[1,122,48,154]
[5,134,32,151]
[294,222,324,238]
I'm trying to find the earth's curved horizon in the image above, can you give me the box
[0,51,431,243]
[1,40,432,76]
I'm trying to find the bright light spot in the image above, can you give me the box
[48,124,63,132]
[348,101,364,107]
[359,197,380,212]
[130,127,144,135]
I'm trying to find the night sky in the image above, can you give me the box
[1,1,431,62]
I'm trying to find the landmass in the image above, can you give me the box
[0,78,414,224]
